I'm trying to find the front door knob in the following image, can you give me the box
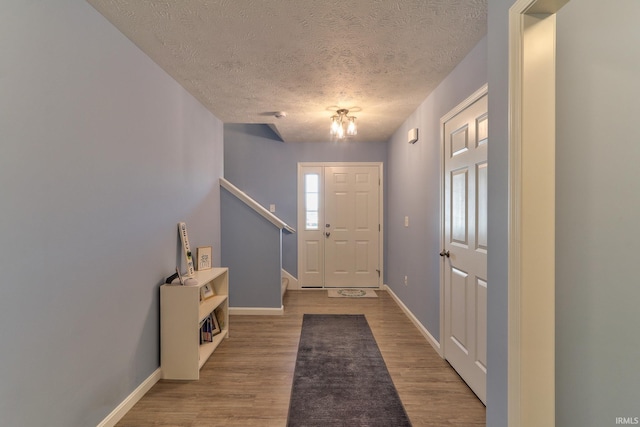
[439,250,450,258]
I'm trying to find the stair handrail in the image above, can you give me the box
[219,178,295,233]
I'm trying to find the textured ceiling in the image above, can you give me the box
[87,0,487,142]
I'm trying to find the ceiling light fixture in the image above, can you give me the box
[330,109,357,139]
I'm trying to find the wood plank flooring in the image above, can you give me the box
[116,290,485,426]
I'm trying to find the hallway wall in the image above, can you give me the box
[555,1,640,425]
[385,36,487,342]
[0,2,223,425]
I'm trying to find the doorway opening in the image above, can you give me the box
[508,0,568,425]
[297,162,383,288]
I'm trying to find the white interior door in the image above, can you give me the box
[442,90,488,404]
[298,164,381,288]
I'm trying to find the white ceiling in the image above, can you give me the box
[87,0,487,142]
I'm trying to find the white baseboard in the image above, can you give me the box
[229,306,284,315]
[97,367,162,427]
[384,285,442,357]
[282,269,298,290]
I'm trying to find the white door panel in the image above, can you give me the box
[443,91,488,404]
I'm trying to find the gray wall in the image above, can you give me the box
[221,188,283,308]
[224,124,387,278]
[486,0,511,424]
[385,36,487,341]
[0,2,223,426]
[487,1,640,425]
[556,1,640,425]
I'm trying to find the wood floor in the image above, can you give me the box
[117,290,486,426]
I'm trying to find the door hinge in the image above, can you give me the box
[379,224,381,231]
[376,269,380,277]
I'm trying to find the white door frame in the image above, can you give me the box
[508,1,568,426]
[297,162,384,288]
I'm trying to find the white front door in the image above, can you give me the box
[298,163,381,288]
[324,165,380,287]
[442,89,488,404]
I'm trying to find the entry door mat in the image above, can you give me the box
[327,288,378,298]
[287,314,412,427]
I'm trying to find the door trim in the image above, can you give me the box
[439,84,488,361]
[508,1,568,426]
[297,162,384,288]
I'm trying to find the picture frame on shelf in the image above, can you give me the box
[200,282,215,300]
[211,312,221,336]
[197,246,212,271]
[214,307,226,330]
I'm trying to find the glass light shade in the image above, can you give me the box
[347,117,357,136]
[330,116,341,135]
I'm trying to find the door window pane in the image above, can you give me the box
[306,212,318,230]
[305,193,318,211]
[305,173,319,230]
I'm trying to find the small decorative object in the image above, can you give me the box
[200,282,215,300]
[178,222,195,276]
[197,246,212,271]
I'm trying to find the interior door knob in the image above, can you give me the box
[439,250,450,258]
[325,232,331,238]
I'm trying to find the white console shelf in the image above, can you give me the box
[160,267,229,380]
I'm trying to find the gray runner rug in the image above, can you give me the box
[287,314,412,426]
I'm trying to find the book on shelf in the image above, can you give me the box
[199,313,220,344]
[200,315,212,344]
